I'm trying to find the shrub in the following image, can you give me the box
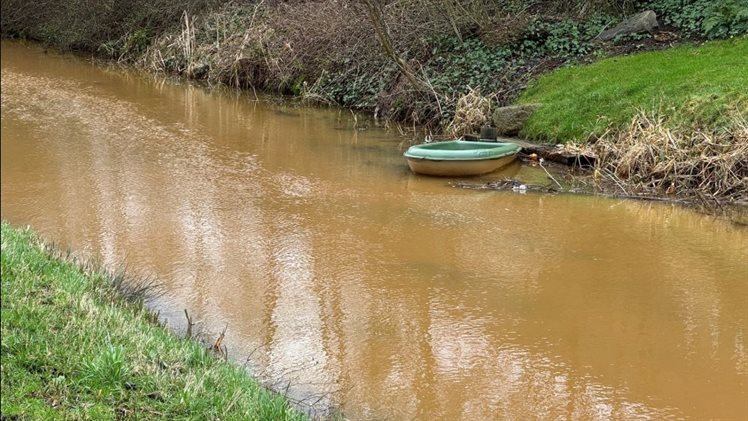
[517,18,612,58]
[646,0,748,39]
[0,0,217,55]
[703,0,748,39]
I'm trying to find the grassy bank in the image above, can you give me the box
[516,37,748,203]
[0,223,304,420]
[519,37,748,141]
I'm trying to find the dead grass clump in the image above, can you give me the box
[593,112,748,203]
[140,3,277,89]
[447,89,493,136]
[269,2,375,73]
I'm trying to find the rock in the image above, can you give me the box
[596,10,659,41]
[492,104,540,136]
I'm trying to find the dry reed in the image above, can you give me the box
[593,112,748,204]
[446,88,493,136]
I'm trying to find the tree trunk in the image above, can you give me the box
[360,0,425,91]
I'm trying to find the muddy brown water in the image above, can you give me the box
[2,41,747,420]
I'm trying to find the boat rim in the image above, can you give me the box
[404,140,520,161]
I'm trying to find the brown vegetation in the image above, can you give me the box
[446,88,494,136]
[0,0,215,52]
[593,112,748,204]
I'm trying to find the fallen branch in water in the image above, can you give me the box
[538,158,563,190]
[454,177,748,225]
[451,178,691,204]
[184,309,194,338]
[211,324,228,361]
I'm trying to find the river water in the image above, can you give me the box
[2,41,747,420]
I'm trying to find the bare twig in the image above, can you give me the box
[539,158,563,189]
[184,309,193,339]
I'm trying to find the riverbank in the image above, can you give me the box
[2,0,746,128]
[518,37,748,205]
[519,38,748,141]
[1,0,746,204]
[0,223,305,420]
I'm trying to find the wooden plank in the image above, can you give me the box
[499,137,596,168]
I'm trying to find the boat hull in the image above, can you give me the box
[406,154,516,176]
[403,140,520,176]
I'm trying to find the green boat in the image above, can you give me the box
[404,140,521,176]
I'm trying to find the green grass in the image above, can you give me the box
[0,222,306,420]
[518,37,748,142]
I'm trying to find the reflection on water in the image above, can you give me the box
[2,41,747,420]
